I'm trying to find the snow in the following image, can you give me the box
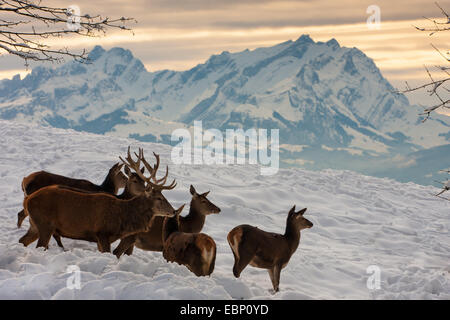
[2,39,449,155]
[0,119,449,300]
[343,126,390,154]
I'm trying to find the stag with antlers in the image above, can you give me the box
[21,148,182,252]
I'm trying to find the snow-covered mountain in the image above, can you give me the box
[1,120,449,299]
[0,35,449,184]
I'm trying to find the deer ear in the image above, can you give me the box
[176,204,185,216]
[201,191,210,197]
[297,208,307,215]
[190,185,197,195]
[289,205,296,214]
[112,163,121,172]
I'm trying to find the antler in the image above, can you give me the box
[139,150,157,179]
[120,147,176,191]
[119,147,139,173]
[119,147,150,189]
[137,150,170,184]
[140,150,176,191]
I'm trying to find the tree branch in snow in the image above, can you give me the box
[0,0,136,66]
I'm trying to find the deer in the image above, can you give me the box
[21,150,182,252]
[112,184,221,258]
[17,162,128,228]
[53,148,147,201]
[227,206,313,293]
[162,206,217,277]
[18,149,147,250]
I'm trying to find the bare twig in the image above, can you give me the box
[0,0,136,64]
[397,3,450,202]
[396,2,449,121]
[433,173,450,201]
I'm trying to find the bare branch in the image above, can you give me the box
[433,172,450,201]
[397,3,450,120]
[398,3,450,202]
[0,0,136,64]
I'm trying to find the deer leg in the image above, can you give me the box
[207,244,217,276]
[113,235,136,259]
[19,227,39,247]
[17,209,27,228]
[96,235,111,253]
[124,245,134,256]
[36,226,54,250]
[268,265,281,293]
[228,228,255,277]
[232,243,256,278]
[53,234,65,250]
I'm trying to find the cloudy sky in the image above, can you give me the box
[1,0,449,113]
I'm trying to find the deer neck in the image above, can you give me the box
[284,221,301,253]
[117,186,134,200]
[182,202,206,232]
[100,173,117,194]
[162,215,179,243]
[119,196,153,236]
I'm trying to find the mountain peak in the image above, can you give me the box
[207,50,231,65]
[294,34,314,45]
[326,38,340,49]
[108,47,132,57]
[88,45,105,61]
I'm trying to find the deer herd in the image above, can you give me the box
[16,147,313,293]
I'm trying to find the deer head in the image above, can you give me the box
[189,185,221,215]
[124,165,146,196]
[109,162,128,190]
[120,147,178,217]
[287,206,313,231]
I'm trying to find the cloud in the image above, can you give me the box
[65,0,450,29]
[392,155,417,168]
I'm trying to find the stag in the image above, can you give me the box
[17,163,127,228]
[19,149,148,250]
[21,149,181,252]
[162,206,217,277]
[227,206,313,293]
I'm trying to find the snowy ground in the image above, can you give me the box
[0,119,449,300]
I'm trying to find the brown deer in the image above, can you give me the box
[18,149,147,249]
[21,151,181,252]
[162,206,217,277]
[53,148,146,201]
[227,206,313,293]
[30,159,147,250]
[113,184,220,258]
[17,162,127,228]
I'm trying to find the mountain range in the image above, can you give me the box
[0,35,448,185]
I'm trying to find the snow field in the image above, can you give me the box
[0,120,449,299]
